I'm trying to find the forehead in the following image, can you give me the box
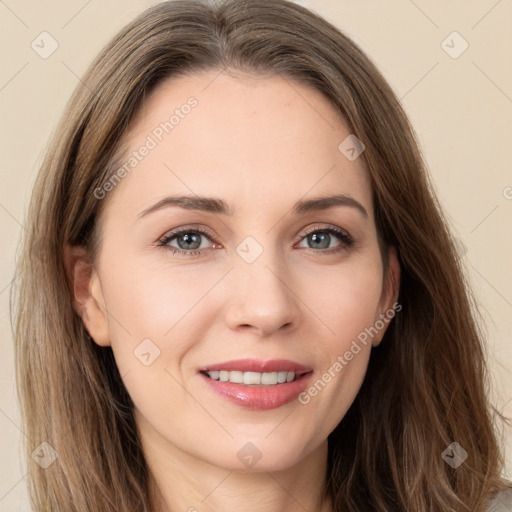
[101,70,373,223]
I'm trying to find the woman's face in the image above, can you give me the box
[78,70,399,472]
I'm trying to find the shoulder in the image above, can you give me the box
[486,483,512,511]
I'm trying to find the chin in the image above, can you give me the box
[201,434,318,473]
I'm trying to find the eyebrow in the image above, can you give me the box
[137,193,368,220]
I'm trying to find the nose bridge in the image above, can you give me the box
[238,230,293,284]
[224,235,300,335]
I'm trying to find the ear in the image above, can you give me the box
[63,243,111,347]
[372,245,401,347]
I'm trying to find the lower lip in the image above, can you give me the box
[199,371,314,410]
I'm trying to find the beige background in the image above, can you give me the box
[1,0,511,509]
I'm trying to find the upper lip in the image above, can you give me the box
[198,358,312,375]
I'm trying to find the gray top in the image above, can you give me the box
[486,486,512,511]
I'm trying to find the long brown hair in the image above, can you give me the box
[10,0,510,510]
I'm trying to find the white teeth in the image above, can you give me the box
[261,372,278,385]
[229,371,244,384]
[243,372,261,385]
[205,370,297,385]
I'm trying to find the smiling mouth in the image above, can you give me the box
[200,370,310,385]
[199,361,315,409]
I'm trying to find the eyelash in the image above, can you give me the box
[157,224,354,257]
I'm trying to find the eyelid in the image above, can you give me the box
[158,224,218,243]
[300,223,351,239]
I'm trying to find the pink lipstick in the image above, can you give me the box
[198,358,313,410]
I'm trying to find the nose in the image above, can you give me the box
[224,254,301,338]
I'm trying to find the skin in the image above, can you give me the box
[65,69,400,512]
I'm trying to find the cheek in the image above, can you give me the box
[99,263,206,433]
[294,260,383,435]
[298,332,372,444]
[308,347,371,442]
[306,257,383,339]
[100,261,217,342]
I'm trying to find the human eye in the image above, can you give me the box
[156,224,220,257]
[296,224,354,254]
[156,223,354,258]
